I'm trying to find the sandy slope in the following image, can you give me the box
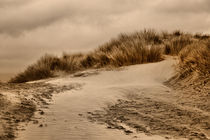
[1,58,209,140]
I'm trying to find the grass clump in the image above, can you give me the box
[9,55,57,83]
[164,36,193,55]
[178,41,210,81]
[167,40,210,94]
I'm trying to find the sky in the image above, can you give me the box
[0,0,210,81]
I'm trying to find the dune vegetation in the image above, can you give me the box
[178,41,210,81]
[9,29,210,86]
[168,40,210,94]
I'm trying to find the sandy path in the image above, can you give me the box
[2,58,209,139]
[15,58,178,140]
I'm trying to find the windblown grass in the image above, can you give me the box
[9,55,56,83]
[177,41,210,83]
[164,36,193,55]
[162,31,210,91]
[9,29,210,83]
[167,40,210,94]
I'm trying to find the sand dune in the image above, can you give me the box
[0,57,209,140]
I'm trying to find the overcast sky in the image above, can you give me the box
[0,0,210,80]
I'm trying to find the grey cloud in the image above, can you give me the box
[1,0,209,36]
[155,0,210,14]
[0,0,143,35]
[0,0,31,8]
[0,1,72,35]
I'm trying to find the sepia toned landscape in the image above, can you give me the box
[0,1,210,140]
[0,30,209,140]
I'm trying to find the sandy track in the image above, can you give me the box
[0,58,209,140]
[17,58,180,140]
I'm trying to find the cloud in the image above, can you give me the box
[0,0,144,35]
[1,0,209,36]
[154,0,210,14]
[0,0,70,35]
[0,0,30,8]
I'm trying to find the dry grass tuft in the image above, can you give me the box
[168,40,210,94]
[178,41,210,81]
[164,36,193,55]
[9,55,57,83]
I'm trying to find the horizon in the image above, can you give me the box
[1,0,210,82]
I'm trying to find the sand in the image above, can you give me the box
[0,57,209,140]
[0,82,81,140]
